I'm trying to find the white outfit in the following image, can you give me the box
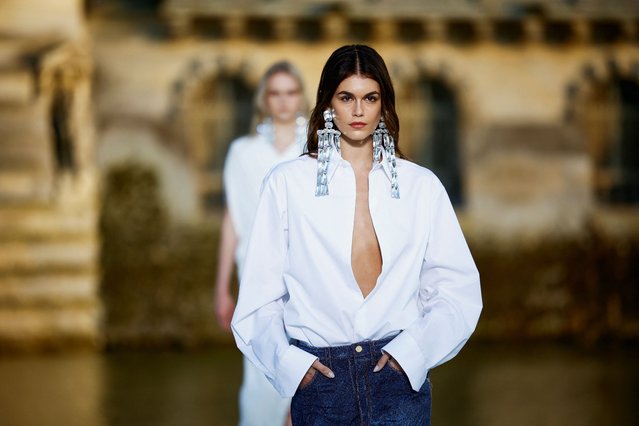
[232,149,482,397]
[223,132,303,426]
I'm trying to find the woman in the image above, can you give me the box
[232,45,482,425]
[215,60,307,426]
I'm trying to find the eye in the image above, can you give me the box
[338,94,353,102]
[365,94,379,103]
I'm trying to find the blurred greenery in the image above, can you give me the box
[473,226,639,343]
[99,162,234,349]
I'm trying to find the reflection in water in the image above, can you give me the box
[432,343,639,426]
[0,343,637,426]
[101,349,241,426]
[0,353,106,426]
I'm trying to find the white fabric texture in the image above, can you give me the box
[223,132,303,426]
[224,133,303,275]
[232,149,483,398]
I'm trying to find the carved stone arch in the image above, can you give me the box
[393,57,469,206]
[567,56,639,204]
[170,55,259,213]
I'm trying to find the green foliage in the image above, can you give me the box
[99,162,233,349]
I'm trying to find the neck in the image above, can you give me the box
[272,119,298,151]
[340,135,373,171]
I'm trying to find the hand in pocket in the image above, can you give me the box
[298,359,334,390]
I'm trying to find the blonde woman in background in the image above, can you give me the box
[215,61,307,426]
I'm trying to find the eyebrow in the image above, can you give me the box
[336,90,380,97]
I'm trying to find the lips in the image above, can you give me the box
[349,122,366,129]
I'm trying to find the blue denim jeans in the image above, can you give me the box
[291,337,431,425]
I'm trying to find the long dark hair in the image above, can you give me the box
[305,45,403,158]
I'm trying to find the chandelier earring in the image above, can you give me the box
[374,116,400,199]
[372,117,385,164]
[315,108,340,197]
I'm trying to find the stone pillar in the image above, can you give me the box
[574,18,591,43]
[224,15,246,39]
[476,18,494,42]
[323,12,347,41]
[621,19,637,41]
[274,16,296,40]
[166,10,192,38]
[524,17,544,43]
[373,19,396,42]
[426,18,446,42]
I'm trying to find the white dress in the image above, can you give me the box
[223,130,304,426]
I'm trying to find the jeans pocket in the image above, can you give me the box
[386,358,405,376]
[297,368,318,392]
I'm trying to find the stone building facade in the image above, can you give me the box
[0,0,100,350]
[1,0,638,350]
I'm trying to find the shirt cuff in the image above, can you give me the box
[382,332,428,392]
[275,344,318,397]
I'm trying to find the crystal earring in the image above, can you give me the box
[372,118,385,164]
[315,109,340,197]
[375,117,400,199]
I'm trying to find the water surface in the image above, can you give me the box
[1,342,637,426]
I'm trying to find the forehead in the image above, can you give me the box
[334,74,380,95]
[266,72,300,91]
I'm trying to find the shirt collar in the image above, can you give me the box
[325,148,394,184]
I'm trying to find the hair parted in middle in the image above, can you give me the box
[305,44,402,158]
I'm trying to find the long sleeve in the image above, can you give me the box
[231,171,317,397]
[382,177,482,391]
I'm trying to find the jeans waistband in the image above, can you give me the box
[292,335,397,360]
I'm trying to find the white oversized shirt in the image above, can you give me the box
[231,149,482,398]
[223,133,304,275]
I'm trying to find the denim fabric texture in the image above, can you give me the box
[291,337,431,425]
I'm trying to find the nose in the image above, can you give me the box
[353,100,364,117]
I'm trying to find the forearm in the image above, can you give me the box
[214,208,238,296]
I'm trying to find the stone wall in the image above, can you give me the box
[0,0,86,39]
[90,3,639,345]
[1,1,638,351]
[0,0,100,351]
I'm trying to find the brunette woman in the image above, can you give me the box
[232,45,481,425]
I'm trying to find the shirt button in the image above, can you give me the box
[355,345,363,353]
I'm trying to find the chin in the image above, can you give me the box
[274,113,296,123]
[340,130,373,142]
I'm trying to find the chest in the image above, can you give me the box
[286,166,430,261]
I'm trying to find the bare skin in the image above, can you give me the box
[300,75,406,388]
[214,209,238,330]
[350,153,382,299]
